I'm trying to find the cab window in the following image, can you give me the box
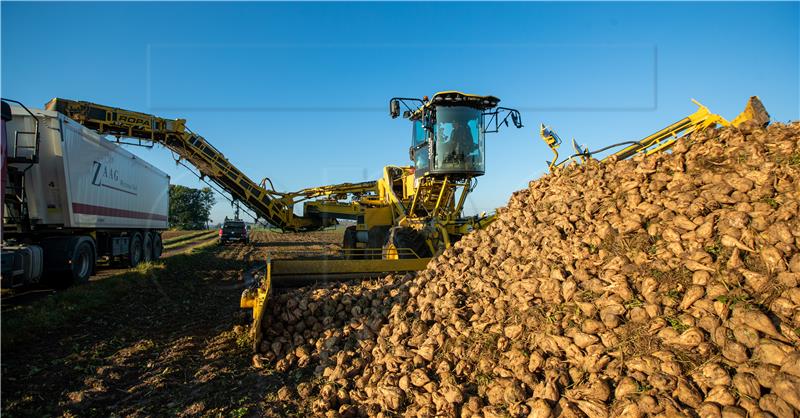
[433,106,485,173]
[411,120,430,173]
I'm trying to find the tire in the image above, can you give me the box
[152,233,163,259]
[129,232,143,267]
[343,226,358,259]
[142,232,153,262]
[366,226,391,259]
[383,227,431,259]
[69,240,94,285]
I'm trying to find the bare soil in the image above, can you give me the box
[162,230,208,241]
[1,229,343,417]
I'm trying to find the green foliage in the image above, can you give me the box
[714,294,751,308]
[475,374,492,387]
[665,316,689,333]
[705,241,722,258]
[235,331,252,350]
[230,407,249,418]
[168,185,216,229]
[625,298,644,309]
[163,231,217,251]
[785,152,800,166]
[762,196,780,209]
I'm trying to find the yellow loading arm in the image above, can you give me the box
[45,98,374,231]
[539,96,769,171]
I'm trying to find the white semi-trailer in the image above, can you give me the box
[1,99,170,287]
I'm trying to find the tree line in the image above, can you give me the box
[168,185,216,230]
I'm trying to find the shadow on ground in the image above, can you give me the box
[2,229,359,417]
[2,244,274,417]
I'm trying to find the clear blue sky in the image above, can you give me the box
[3,2,798,224]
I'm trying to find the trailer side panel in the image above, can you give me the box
[60,117,169,229]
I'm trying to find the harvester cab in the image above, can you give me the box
[390,91,522,178]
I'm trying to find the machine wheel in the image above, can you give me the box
[343,226,358,259]
[129,232,143,267]
[142,232,154,262]
[69,240,95,285]
[367,226,391,259]
[383,227,431,259]
[152,233,163,259]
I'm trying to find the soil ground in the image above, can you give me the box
[1,228,343,417]
[1,230,219,309]
[162,230,203,241]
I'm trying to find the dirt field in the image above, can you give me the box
[161,230,206,241]
[1,230,222,309]
[1,229,343,417]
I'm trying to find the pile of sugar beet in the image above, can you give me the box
[258,111,800,417]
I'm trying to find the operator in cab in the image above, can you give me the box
[453,119,478,158]
[444,119,478,166]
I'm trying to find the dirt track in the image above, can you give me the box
[1,229,343,417]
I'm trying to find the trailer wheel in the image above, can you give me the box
[152,233,163,259]
[129,232,143,267]
[142,232,154,262]
[70,240,94,284]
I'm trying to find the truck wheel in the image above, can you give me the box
[142,232,153,262]
[152,233,163,259]
[70,241,94,284]
[129,232,143,267]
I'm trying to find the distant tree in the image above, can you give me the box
[169,185,216,230]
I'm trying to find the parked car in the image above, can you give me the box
[219,220,249,245]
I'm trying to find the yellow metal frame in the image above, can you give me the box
[538,97,765,172]
[48,95,504,255]
[45,98,377,232]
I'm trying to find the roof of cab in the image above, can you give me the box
[409,91,500,120]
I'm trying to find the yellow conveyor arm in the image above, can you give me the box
[45,98,374,231]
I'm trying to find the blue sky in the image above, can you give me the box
[3,2,798,224]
